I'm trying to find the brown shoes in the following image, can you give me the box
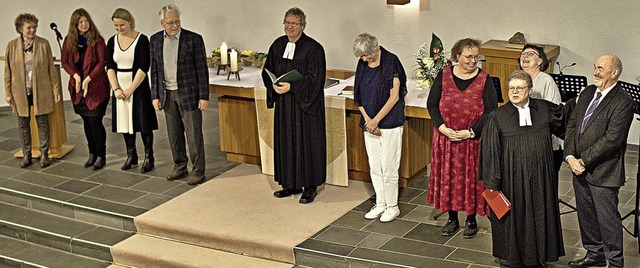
[187,175,205,185]
[167,170,188,181]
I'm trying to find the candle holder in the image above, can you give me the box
[227,69,241,81]
[216,63,230,75]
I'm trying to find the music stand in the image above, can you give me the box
[491,76,504,103]
[619,80,640,252]
[549,73,588,215]
[550,73,587,102]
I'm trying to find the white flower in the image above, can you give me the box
[422,57,435,68]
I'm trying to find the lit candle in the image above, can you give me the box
[220,42,228,64]
[230,49,238,72]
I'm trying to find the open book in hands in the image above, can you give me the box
[265,69,303,86]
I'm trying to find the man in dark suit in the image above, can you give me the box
[565,54,634,268]
[150,4,209,185]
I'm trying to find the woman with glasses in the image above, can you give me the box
[352,33,407,222]
[480,70,565,267]
[519,44,563,171]
[61,8,110,170]
[427,38,498,239]
[4,13,62,168]
[106,8,158,173]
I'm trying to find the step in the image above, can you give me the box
[111,234,292,268]
[0,235,110,268]
[0,203,133,262]
[0,177,146,232]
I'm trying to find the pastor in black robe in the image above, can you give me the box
[261,32,327,189]
[480,98,565,267]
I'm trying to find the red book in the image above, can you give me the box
[482,189,511,219]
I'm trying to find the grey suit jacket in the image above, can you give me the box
[149,28,209,111]
[564,83,635,187]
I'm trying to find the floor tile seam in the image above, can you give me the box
[443,246,493,256]
[0,186,137,220]
[0,218,74,241]
[81,184,153,205]
[293,246,413,268]
[12,171,75,189]
[353,245,476,267]
[71,236,112,249]
[387,233,459,250]
[0,254,48,268]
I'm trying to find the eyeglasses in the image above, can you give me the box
[461,54,480,62]
[508,86,529,93]
[163,20,181,26]
[521,51,539,57]
[283,22,301,27]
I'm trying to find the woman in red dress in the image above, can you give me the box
[426,38,498,239]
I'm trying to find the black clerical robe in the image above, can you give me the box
[480,99,565,267]
[261,33,327,189]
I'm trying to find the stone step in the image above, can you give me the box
[111,234,292,268]
[0,177,145,232]
[0,234,110,268]
[0,202,133,262]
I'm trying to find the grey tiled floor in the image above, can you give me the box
[298,149,640,267]
[2,98,640,267]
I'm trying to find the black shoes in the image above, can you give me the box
[167,170,188,181]
[441,219,460,236]
[20,154,32,168]
[273,188,303,198]
[140,154,154,173]
[568,256,607,268]
[40,154,51,168]
[93,156,106,170]
[463,220,478,239]
[121,148,138,170]
[299,189,317,204]
[84,154,96,168]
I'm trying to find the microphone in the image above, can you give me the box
[50,22,63,41]
[557,62,576,75]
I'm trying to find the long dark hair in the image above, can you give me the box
[65,8,102,53]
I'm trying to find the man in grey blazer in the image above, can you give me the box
[150,4,209,185]
[565,54,634,268]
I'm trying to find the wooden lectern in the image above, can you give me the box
[1,56,74,159]
[480,40,560,104]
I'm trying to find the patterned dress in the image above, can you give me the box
[427,67,489,216]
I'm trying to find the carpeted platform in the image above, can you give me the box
[129,163,374,264]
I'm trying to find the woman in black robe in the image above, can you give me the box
[261,7,326,204]
[480,70,565,267]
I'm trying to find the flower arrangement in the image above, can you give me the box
[240,50,253,58]
[413,33,451,91]
[253,51,267,61]
[211,48,221,57]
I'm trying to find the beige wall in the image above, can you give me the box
[2,0,640,143]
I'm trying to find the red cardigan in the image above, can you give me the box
[61,36,109,110]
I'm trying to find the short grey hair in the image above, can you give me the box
[284,7,306,27]
[159,4,181,21]
[353,33,380,58]
[507,70,533,88]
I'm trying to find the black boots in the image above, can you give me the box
[93,156,106,170]
[140,153,154,173]
[121,147,138,170]
[20,153,32,168]
[84,154,97,168]
[40,152,51,168]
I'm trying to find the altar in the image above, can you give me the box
[210,67,432,187]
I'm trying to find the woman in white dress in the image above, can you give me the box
[106,8,158,173]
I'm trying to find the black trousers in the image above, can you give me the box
[82,115,106,157]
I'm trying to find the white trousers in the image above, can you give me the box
[363,126,403,208]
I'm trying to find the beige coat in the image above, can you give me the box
[4,35,62,116]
